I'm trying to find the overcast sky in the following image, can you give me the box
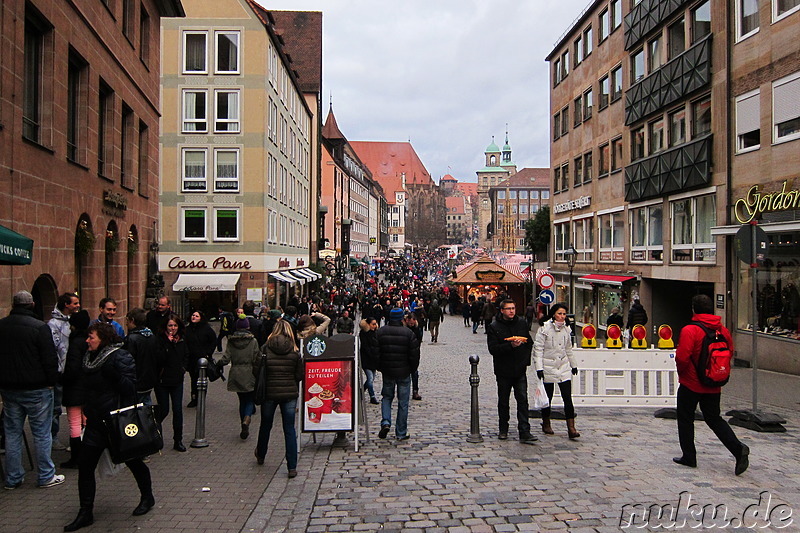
[256,0,591,182]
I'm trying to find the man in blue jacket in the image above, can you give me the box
[376,308,420,440]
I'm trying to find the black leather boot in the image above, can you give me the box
[64,507,94,532]
[60,437,81,469]
[132,494,155,516]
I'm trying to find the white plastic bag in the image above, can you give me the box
[531,379,550,410]
[97,448,125,478]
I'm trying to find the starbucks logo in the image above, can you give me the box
[307,337,326,357]
[124,424,139,437]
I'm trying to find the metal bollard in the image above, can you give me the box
[190,358,209,448]
[467,354,483,443]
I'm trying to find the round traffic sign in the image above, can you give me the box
[537,272,554,289]
[538,289,555,305]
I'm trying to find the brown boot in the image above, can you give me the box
[541,417,554,435]
[240,415,251,439]
[566,418,580,439]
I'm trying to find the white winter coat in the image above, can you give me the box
[534,320,577,383]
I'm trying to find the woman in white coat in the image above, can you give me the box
[534,303,580,439]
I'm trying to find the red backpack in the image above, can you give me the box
[690,322,733,387]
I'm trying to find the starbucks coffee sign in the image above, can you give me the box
[734,180,800,224]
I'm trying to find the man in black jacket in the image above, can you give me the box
[486,299,537,444]
[124,308,159,406]
[0,291,64,489]
[376,308,420,440]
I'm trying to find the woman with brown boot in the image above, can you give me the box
[533,303,580,439]
[217,316,260,439]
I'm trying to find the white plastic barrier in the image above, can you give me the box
[545,347,678,407]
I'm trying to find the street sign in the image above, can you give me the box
[538,289,555,305]
[734,224,768,265]
[537,272,554,289]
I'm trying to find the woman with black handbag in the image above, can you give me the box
[184,310,218,408]
[64,322,155,532]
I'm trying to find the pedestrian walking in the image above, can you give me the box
[216,306,235,352]
[462,296,472,327]
[0,291,64,490]
[218,316,260,440]
[48,292,81,451]
[254,320,303,478]
[59,309,90,469]
[626,295,648,332]
[335,309,355,334]
[470,297,484,334]
[154,313,188,452]
[123,308,159,407]
[359,317,380,404]
[427,299,444,343]
[534,303,580,439]
[63,322,154,531]
[184,310,217,408]
[673,294,749,475]
[376,308,420,440]
[486,299,537,444]
[403,312,423,401]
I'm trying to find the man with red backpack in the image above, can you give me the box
[673,294,749,476]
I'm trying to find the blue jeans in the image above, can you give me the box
[255,399,298,470]
[363,369,377,399]
[155,383,184,442]
[136,391,153,406]
[237,391,256,422]
[1,388,56,486]
[472,320,480,333]
[380,375,411,437]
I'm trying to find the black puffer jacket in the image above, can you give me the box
[262,334,303,401]
[156,335,188,387]
[486,313,533,378]
[61,329,89,407]
[626,302,648,329]
[359,320,379,371]
[184,322,217,362]
[82,345,137,447]
[376,319,420,379]
[124,327,159,392]
[0,307,58,390]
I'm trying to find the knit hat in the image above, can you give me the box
[389,308,404,320]
[235,317,250,330]
[13,290,34,306]
[268,309,282,319]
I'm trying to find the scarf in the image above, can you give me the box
[553,320,567,331]
[83,343,122,371]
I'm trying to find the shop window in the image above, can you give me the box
[183,31,207,73]
[215,31,239,74]
[214,208,239,241]
[736,90,760,152]
[630,204,663,261]
[773,72,800,144]
[182,208,207,241]
[671,193,716,263]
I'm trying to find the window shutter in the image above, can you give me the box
[774,75,800,124]
[735,92,759,135]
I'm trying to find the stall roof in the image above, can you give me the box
[450,255,526,285]
[173,273,240,291]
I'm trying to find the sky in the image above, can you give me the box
[256,0,592,183]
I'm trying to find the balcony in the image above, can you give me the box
[625,35,711,125]
[624,0,690,50]
[624,134,712,203]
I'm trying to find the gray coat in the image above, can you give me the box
[219,330,260,393]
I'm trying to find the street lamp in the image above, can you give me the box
[565,245,577,311]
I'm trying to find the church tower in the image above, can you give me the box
[476,130,517,250]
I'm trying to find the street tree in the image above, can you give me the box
[524,206,550,262]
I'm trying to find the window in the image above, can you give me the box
[561,162,570,191]
[498,190,506,200]
[631,48,645,83]
[23,12,49,143]
[574,217,594,261]
[773,72,800,143]
[122,0,135,41]
[561,51,570,80]
[509,190,517,199]
[182,149,207,191]
[215,208,239,241]
[520,190,528,199]
[583,151,593,183]
[599,75,610,109]
[692,95,711,137]
[630,204,663,261]
[583,88,593,120]
[183,31,207,73]
[214,149,238,192]
[631,126,645,160]
[574,35,583,66]
[611,0,622,30]
[691,1,711,43]
[554,112,561,140]
[121,104,134,189]
[182,208,207,240]
[215,31,239,74]
[668,17,685,60]
[98,81,114,178]
[648,117,665,154]
[775,0,800,20]
[599,9,609,42]
[599,143,610,177]
[215,90,239,132]
[648,36,662,71]
[542,190,550,199]
[553,167,560,193]
[736,90,760,151]
[138,120,149,196]
[671,194,716,262]
[139,6,150,65]
[738,0,759,39]
[520,204,528,215]
[611,137,623,172]
[182,89,207,132]
[574,156,583,187]
[669,108,686,146]
[611,65,623,102]
[574,96,583,126]
[554,58,561,86]
[67,51,87,163]
[599,211,624,253]
[583,26,593,57]
[561,106,569,136]
[554,221,571,262]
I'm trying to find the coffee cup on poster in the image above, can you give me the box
[307,396,324,423]
[318,389,335,414]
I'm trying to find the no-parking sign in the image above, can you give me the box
[537,272,554,289]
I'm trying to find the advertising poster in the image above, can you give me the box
[302,359,355,432]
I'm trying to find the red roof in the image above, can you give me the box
[445,196,466,214]
[440,174,457,182]
[350,141,433,186]
[500,168,550,187]
[455,182,478,198]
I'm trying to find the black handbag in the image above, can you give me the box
[206,356,224,382]
[106,403,164,464]
[254,354,268,405]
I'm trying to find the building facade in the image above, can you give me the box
[445,196,470,244]
[477,135,517,249]
[488,169,551,253]
[0,0,183,318]
[159,0,319,315]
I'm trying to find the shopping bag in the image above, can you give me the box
[97,448,125,478]
[106,403,164,464]
[531,379,550,410]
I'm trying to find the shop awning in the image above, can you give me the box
[0,225,34,265]
[173,273,240,291]
[280,271,305,284]
[577,274,637,286]
[290,269,315,281]
[269,272,295,284]
[300,268,321,280]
